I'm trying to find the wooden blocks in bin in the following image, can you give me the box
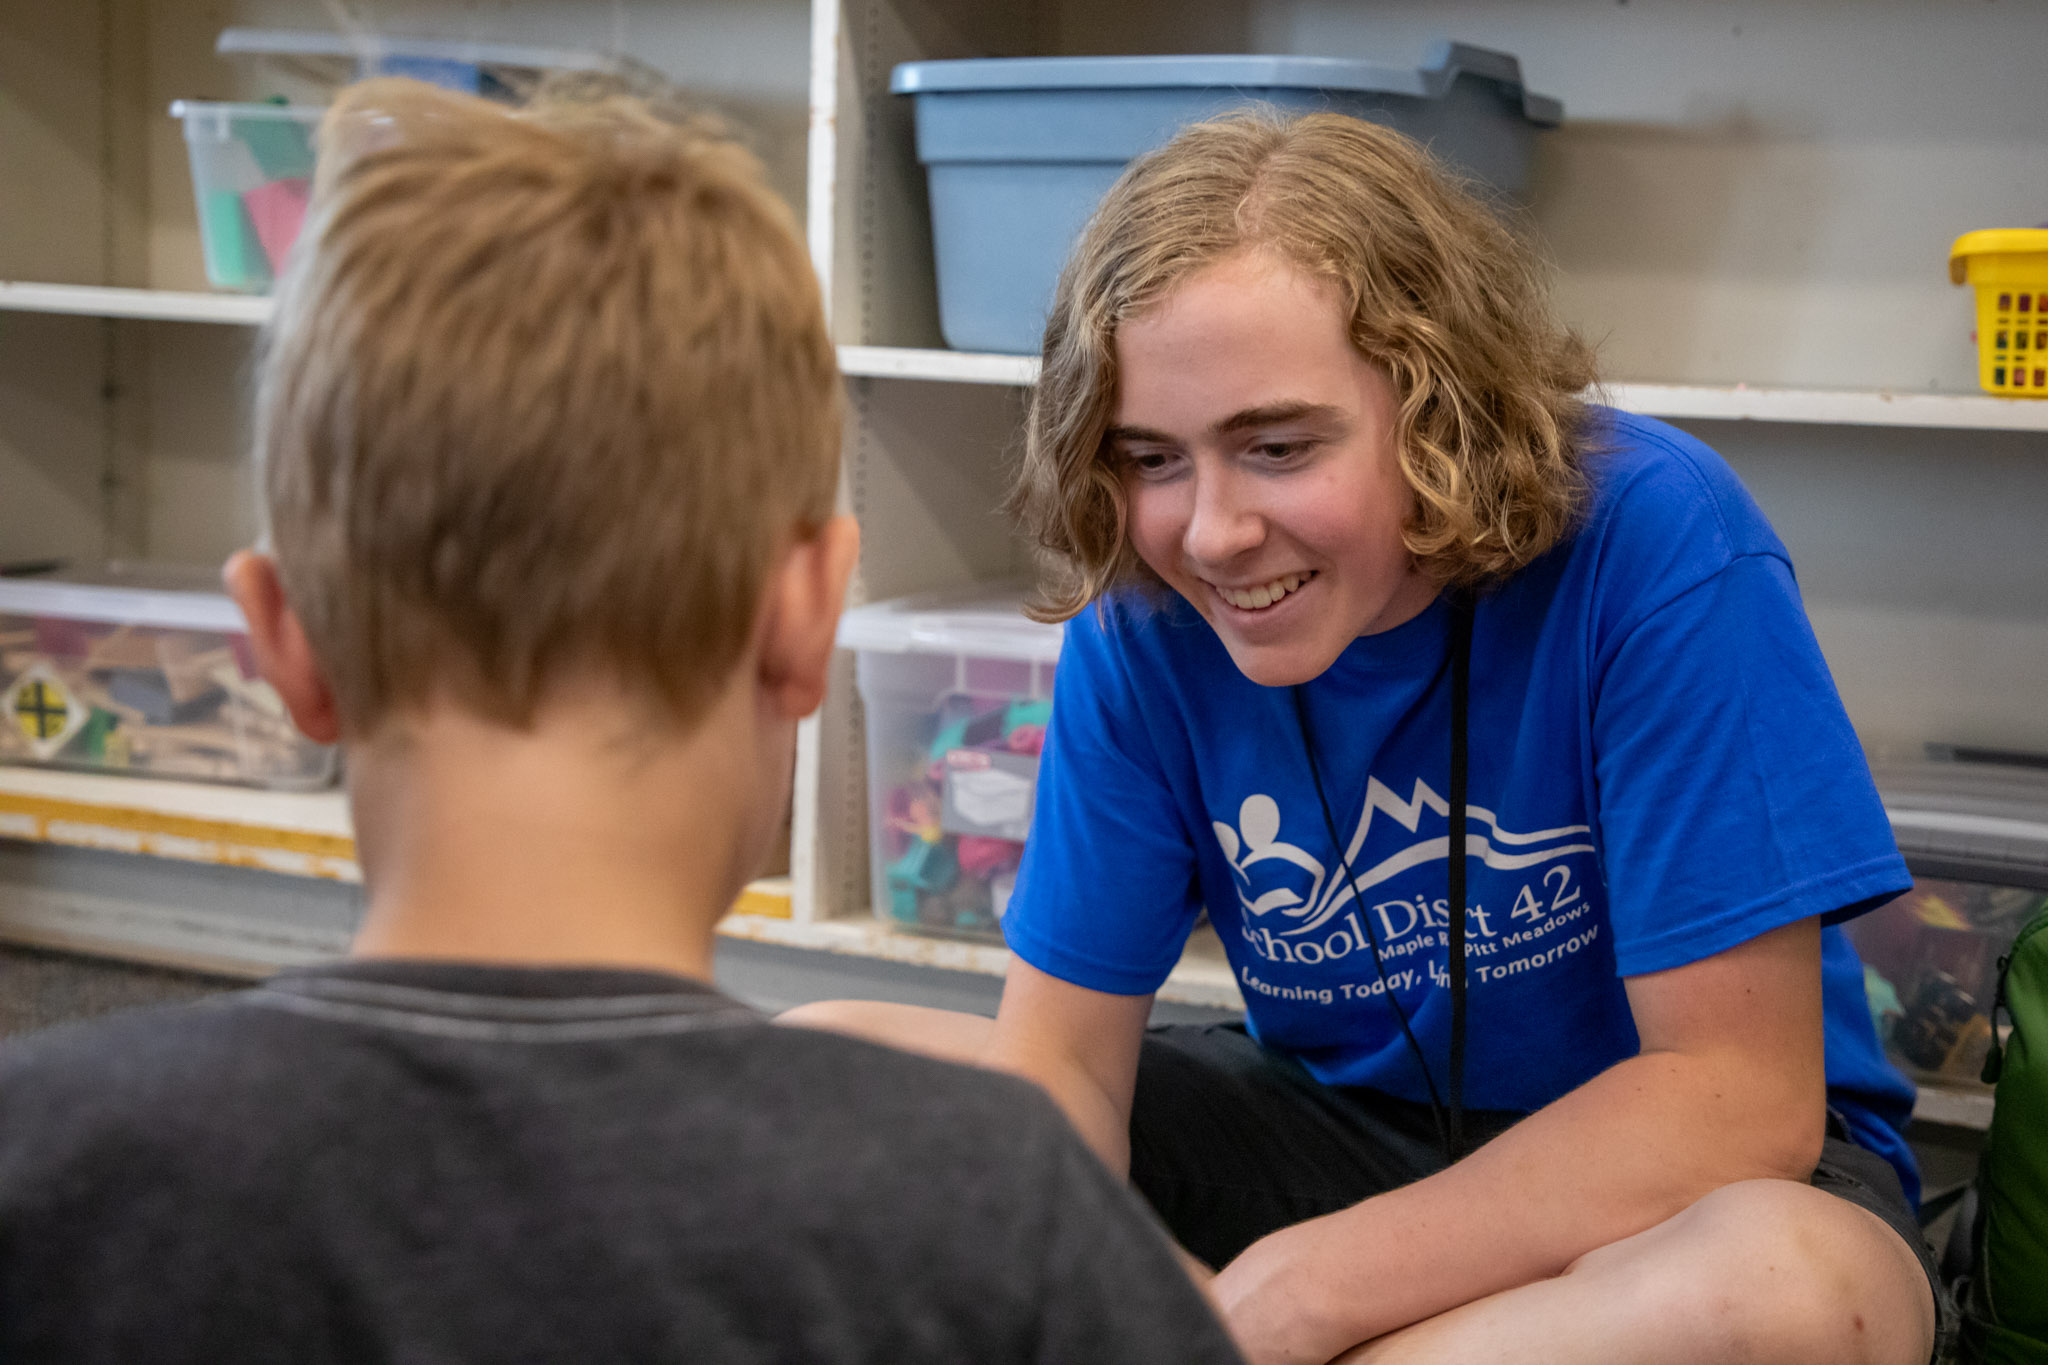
[0,567,337,790]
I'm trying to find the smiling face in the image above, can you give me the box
[1110,249,1438,686]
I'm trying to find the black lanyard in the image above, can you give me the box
[1293,590,1474,1164]
[1444,590,1473,1160]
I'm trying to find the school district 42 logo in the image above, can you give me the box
[1213,779,1599,978]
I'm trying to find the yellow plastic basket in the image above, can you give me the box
[1950,229,2048,397]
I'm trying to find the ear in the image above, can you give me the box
[221,550,343,745]
[756,515,859,719]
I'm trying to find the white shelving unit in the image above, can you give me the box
[0,765,1242,1006]
[0,283,272,326]
[4,309,2043,432]
[6,0,2047,1101]
[0,767,355,879]
[836,345,2048,432]
[798,0,2048,933]
[0,1,824,970]
[797,0,2048,1138]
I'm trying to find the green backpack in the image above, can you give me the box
[1964,903,2048,1362]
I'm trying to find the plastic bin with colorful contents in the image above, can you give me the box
[171,99,322,293]
[0,566,337,789]
[1854,762,2048,1098]
[838,589,1063,942]
[1850,874,2043,1091]
[1950,229,2048,397]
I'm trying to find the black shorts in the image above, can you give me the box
[1128,1022,1955,1358]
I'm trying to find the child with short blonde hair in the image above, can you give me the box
[0,80,1242,1365]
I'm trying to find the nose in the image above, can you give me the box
[1182,463,1265,568]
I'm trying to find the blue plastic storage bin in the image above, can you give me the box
[892,43,1562,355]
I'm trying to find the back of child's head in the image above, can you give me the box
[1016,110,1598,619]
[255,78,840,734]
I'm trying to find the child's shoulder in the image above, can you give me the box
[0,970,1075,1176]
[0,992,279,1199]
[0,986,273,1095]
[0,990,251,1100]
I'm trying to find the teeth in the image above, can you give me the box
[1219,573,1312,611]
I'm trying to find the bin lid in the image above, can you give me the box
[168,99,325,121]
[1876,760,2048,889]
[215,27,618,75]
[837,585,1064,664]
[0,564,247,634]
[891,41,1563,127]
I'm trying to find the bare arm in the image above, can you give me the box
[1210,918,1828,1364]
[983,955,1156,1176]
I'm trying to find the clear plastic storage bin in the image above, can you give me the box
[1848,874,2043,1091]
[1853,762,2048,1095]
[838,588,1063,942]
[170,100,322,293]
[0,566,337,789]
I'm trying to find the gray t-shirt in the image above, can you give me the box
[0,960,1243,1364]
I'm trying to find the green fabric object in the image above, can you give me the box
[1965,904,2048,1362]
[887,883,919,923]
[928,715,969,762]
[199,188,271,292]
[77,709,118,762]
[888,839,958,896]
[1004,698,1054,733]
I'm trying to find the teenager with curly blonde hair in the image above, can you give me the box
[795,110,1946,1364]
[1015,109,1594,616]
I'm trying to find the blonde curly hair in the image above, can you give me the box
[1011,109,1598,621]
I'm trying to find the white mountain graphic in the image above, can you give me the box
[1213,778,1595,938]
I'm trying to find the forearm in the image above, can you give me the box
[979,958,1153,1177]
[1217,1046,1824,1355]
[984,1029,1135,1175]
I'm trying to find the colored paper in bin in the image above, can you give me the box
[238,112,316,180]
[1004,698,1053,733]
[244,177,310,273]
[956,836,1021,880]
[32,617,94,658]
[201,188,271,292]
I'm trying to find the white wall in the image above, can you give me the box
[1057,0,2045,394]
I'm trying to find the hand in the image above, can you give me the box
[1209,1216,1360,1365]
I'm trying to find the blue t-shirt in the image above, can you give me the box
[1004,408,1921,1201]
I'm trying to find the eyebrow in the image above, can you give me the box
[1104,401,1347,446]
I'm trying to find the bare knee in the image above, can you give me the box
[1567,1180,1934,1365]
[775,998,995,1066]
